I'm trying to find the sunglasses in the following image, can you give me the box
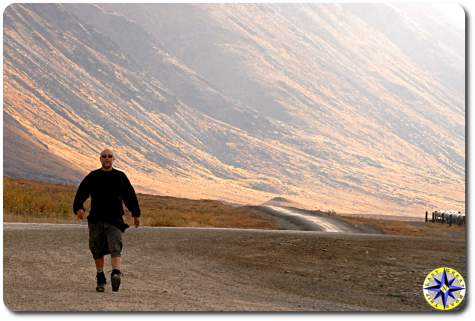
[101,154,113,159]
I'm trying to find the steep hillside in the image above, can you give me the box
[3,3,465,214]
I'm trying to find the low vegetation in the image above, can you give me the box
[4,177,78,223]
[338,215,465,239]
[3,177,278,229]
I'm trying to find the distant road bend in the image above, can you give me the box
[264,206,354,233]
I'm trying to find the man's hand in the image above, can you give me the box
[77,209,85,220]
[133,217,140,228]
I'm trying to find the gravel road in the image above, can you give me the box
[263,206,357,232]
[3,223,466,312]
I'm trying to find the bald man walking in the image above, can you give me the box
[73,149,141,292]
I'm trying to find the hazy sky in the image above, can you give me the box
[432,3,465,30]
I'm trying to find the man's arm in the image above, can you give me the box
[73,174,91,219]
[122,173,141,227]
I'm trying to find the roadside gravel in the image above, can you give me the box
[3,223,466,311]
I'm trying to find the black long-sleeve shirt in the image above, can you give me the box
[73,168,141,231]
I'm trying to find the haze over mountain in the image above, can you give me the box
[3,3,465,214]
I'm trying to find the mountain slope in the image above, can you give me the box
[3,3,465,214]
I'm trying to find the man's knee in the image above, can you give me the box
[109,239,122,257]
[110,252,122,258]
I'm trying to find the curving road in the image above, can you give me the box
[264,205,358,233]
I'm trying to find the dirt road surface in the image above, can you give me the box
[3,223,466,312]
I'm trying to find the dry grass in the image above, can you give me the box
[129,194,277,229]
[3,177,80,223]
[338,215,466,239]
[3,177,278,229]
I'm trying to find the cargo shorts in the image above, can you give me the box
[88,221,123,260]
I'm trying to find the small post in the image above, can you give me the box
[432,211,435,223]
[425,211,428,222]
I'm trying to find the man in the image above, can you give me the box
[73,148,141,292]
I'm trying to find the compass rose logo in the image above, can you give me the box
[423,267,465,311]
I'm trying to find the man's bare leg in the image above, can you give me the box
[111,256,121,270]
[95,257,105,271]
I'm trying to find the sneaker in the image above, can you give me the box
[111,269,121,292]
[96,272,107,292]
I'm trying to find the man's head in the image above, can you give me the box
[99,148,115,171]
